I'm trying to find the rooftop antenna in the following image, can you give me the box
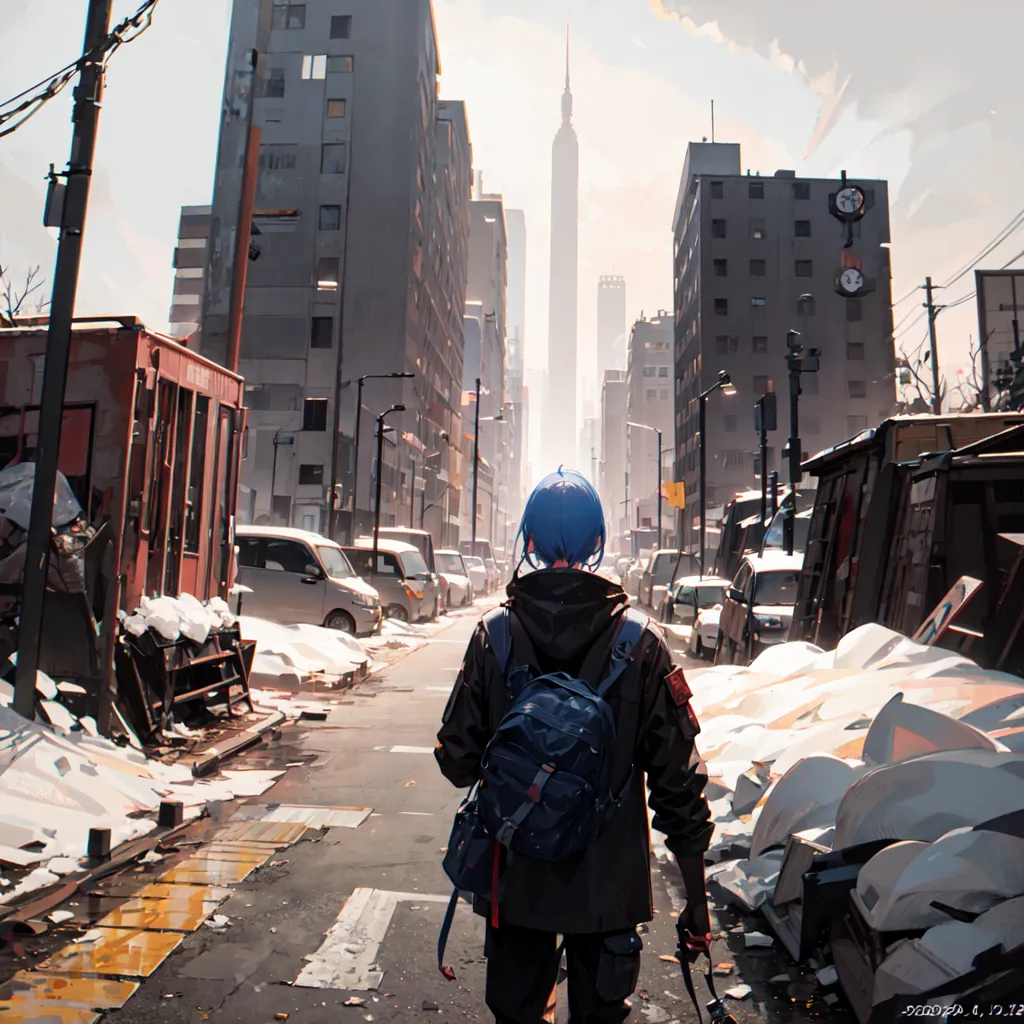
[711,99,715,143]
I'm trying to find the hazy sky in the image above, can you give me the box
[2,0,1021,409]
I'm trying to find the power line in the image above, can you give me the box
[0,0,159,141]
[939,207,1024,290]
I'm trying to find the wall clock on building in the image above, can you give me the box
[835,186,865,218]
[839,267,864,294]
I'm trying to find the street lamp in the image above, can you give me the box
[343,372,414,542]
[698,370,736,578]
[372,404,406,580]
[626,421,663,550]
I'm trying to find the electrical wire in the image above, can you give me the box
[939,207,1024,290]
[891,284,919,309]
[0,0,160,141]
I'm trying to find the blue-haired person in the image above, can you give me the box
[436,468,713,1024]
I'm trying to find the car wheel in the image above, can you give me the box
[446,591,453,610]
[386,604,409,622]
[714,637,726,666]
[324,610,356,634]
[694,636,704,658]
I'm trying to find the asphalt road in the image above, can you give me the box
[110,604,837,1024]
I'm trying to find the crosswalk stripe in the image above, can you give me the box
[389,745,435,754]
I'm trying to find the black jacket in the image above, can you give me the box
[435,568,713,935]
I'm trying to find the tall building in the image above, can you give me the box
[197,0,471,541]
[168,205,212,342]
[671,142,896,547]
[600,370,627,551]
[524,367,548,488]
[597,275,626,378]
[626,314,675,547]
[506,209,527,507]
[546,26,579,470]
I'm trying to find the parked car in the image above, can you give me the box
[484,557,502,592]
[342,539,438,623]
[361,528,440,619]
[235,526,381,636]
[639,549,700,609]
[463,555,489,596]
[435,549,472,608]
[659,575,729,657]
[760,507,813,555]
[715,552,804,666]
[625,559,647,599]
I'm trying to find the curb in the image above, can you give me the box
[191,709,287,777]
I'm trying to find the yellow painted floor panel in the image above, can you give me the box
[159,856,261,886]
[212,820,307,845]
[186,847,272,865]
[38,927,183,978]
[133,882,232,903]
[0,972,137,1009]
[0,1004,99,1023]
[95,900,213,933]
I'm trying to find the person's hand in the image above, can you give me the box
[676,901,712,962]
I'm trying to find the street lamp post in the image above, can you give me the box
[347,372,414,542]
[627,421,663,550]
[698,370,736,579]
[471,378,481,551]
[270,431,295,524]
[372,404,405,580]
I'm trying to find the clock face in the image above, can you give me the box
[840,268,864,293]
[836,186,865,216]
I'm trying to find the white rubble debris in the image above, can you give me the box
[240,616,371,688]
[123,594,237,644]
[690,622,1024,1003]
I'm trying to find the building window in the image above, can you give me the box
[301,54,327,80]
[847,342,865,360]
[753,375,769,394]
[749,181,764,199]
[316,257,340,290]
[847,299,863,322]
[723,414,738,432]
[272,3,306,29]
[795,260,813,277]
[326,98,347,118]
[847,415,869,434]
[848,380,867,399]
[266,67,286,98]
[643,366,656,378]
[327,56,354,73]
[298,464,324,486]
[714,298,728,316]
[797,295,816,316]
[752,336,768,354]
[805,415,821,434]
[751,297,767,308]
[319,204,341,231]
[750,219,766,240]
[259,144,297,170]
[321,143,347,173]
[311,316,333,348]
[715,335,737,354]
[710,181,724,199]
[660,388,669,400]
[794,182,810,201]
[658,366,669,378]
[330,14,352,38]
[303,398,328,431]
[646,388,657,401]
[711,219,726,239]
[750,259,766,277]
[713,258,727,277]
[795,219,812,237]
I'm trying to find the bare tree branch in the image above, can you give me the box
[0,264,47,326]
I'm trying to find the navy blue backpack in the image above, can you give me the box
[438,604,648,978]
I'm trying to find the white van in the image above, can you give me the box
[235,525,381,636]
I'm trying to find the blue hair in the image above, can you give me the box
[516,467,606,571]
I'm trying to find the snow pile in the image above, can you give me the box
[122,594,237,645]
[240,616,370,689]
[0,703,282,903]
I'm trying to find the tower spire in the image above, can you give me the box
[561,19,573,123]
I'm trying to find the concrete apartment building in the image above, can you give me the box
[626,313,675,545]
[169,205,212,341]
[505,209,527,508]
[671,142,896,546]
[194,0,471,541]
[597,275,626,380]
[600,369,627,549]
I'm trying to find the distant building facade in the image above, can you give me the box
[600,369,627,549]
[597,275,626,379]
[168,205,212,342]
[505,208,527,509]
[671,142,896,546]
[197,0,470,542]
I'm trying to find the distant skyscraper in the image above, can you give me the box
[597,275,626,377]
[546,26,579,470]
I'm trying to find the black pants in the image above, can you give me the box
[484,921,642,1024]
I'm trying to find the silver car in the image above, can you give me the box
[343,539,438,622]
[235,525,381,635]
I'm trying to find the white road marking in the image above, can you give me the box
[399,811,434,816]
[389,746,435,754]
[425,686,453,694]
[263,805,372,829]
[294,888,450,990]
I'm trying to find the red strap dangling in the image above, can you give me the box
[490,841,500,929]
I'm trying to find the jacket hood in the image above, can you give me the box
[505,568,628,667]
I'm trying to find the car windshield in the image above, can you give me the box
[317,545,355,579]
[465,556,484,569]
[754,570,800,606]
[654,553,697,583]
[697,585,726,609]
[399,550,429,577]
[436,552,465,575]
[764,515,811,552]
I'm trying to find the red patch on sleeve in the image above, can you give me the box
[665,666,693,706]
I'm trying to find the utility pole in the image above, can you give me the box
[783,330,820,555]
[15,0,113,722]
[471,377,481,551]
[924,276,942,414]
[755,383,777,532]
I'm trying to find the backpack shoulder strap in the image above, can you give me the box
[595,607,649,698]
[481,606,512,674]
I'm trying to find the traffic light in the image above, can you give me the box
[755,391,777,434]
